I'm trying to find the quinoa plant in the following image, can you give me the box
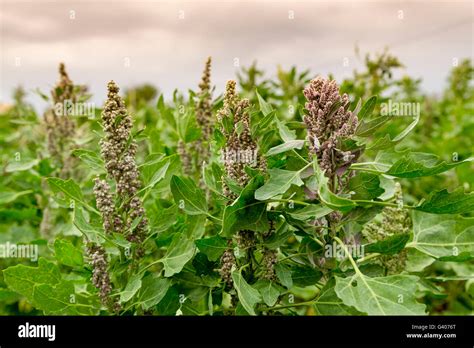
[1,59,473,317]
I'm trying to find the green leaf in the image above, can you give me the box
[263,223,294,249]
[356,116,390,137]
[365,234,410,255]
[266,140,305,156]
[255,168,304,201]
[348,172,385,200]
[231,270,262,315]
[5,159,39,172]
[161,232,196,277]
[47,178,97,213]
[408,211,474,259]
[287,204,333,221]
[312,161,356,213]
[170,175,208,215]
[73,206,104,244]
[3,258,98,315]
[275,117,296,142]
[256,89,273,117]
[221,175,268,238]
[275,263,293,289]
[0,190,32,205]
[314,278,361,315]
[335,274,426,315]
[72,149,104,171]
[357,96,377,120]
[33,281,99,315]
[291,265,322,287]
[3,258,61,300]
[137,275,171,310]
[195,236,228,261]
[254,280,280,307]
[415,188,474,214]
[386,153,473,178]
[140,155,172,191]
[120,274,143,303]
[54,239,83,267]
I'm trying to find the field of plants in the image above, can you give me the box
[0,52,473,316]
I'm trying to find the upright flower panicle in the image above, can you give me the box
[196,56,213,141]
[44,63,77,175]
[218,81,266,199]
[96,81,148,246]
[303,77,359,177]
[217,80,267,287]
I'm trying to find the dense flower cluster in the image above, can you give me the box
[44,63,77,175]
[219,247,236,288]
[262,249,278,280]
[218,81,266,199]
[196,56,213,141]
[96,81,148,246]
[177,140,192,175]
[86,244,119,311]
[303,77,359,177]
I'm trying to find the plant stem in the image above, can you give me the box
[291,149,310,164]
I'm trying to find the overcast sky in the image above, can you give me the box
[0,0,472,109]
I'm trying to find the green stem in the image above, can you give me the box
[356,252,380,264]
[291,149,310,164]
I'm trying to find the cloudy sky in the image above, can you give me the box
[0,0,472,109]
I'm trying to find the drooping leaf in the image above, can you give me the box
[231,270,262,315]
